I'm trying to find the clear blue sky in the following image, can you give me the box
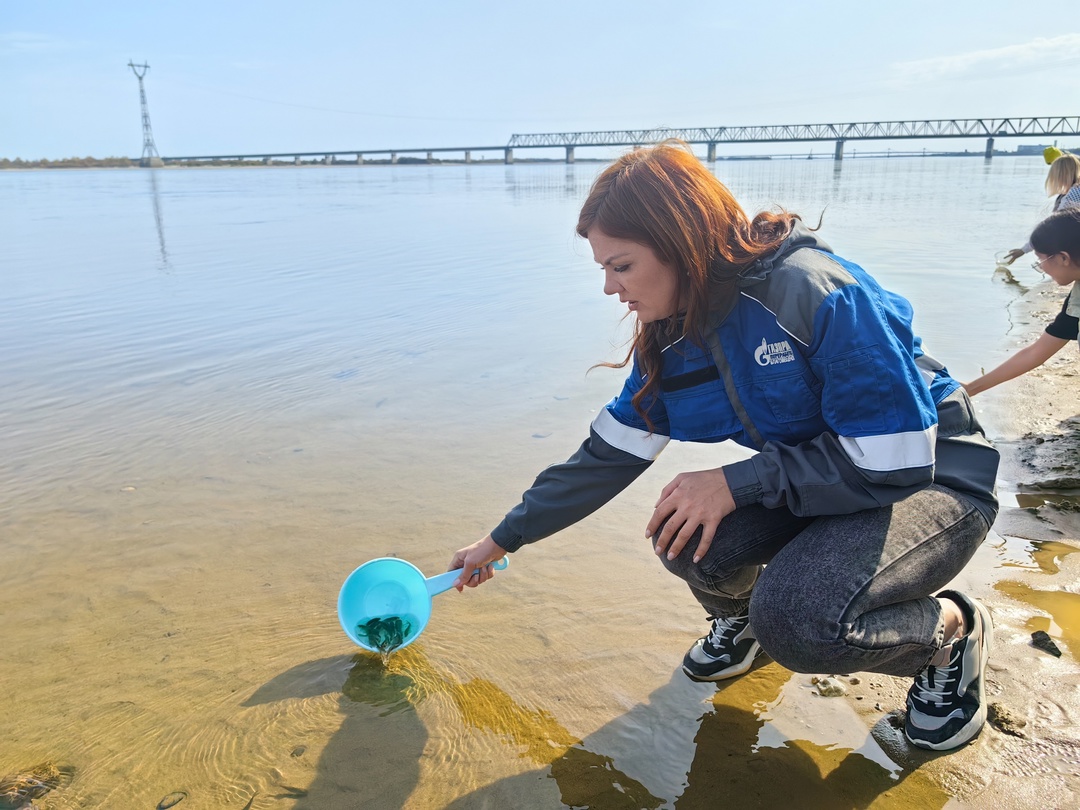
[3,0,1079,159]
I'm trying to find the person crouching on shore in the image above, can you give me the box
[451,141,1000,752]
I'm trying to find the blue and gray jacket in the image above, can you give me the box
[490,223,999,552]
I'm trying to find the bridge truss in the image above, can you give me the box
[161,116,1080,166]
[507,117,1080,148]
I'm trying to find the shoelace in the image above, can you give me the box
[707,616,748,647]
[910,645,962,707]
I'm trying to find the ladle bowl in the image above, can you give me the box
[338,556,508,652]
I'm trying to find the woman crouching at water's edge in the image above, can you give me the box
[451,140,1000,752]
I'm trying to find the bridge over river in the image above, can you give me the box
[162,115,1080,166]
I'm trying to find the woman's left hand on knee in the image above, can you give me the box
[647,468,736,564]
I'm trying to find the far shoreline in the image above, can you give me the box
[1,151,1058,170]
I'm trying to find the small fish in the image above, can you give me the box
[157,791,187,809]
[277,784,308,798]
[355,616,412,654]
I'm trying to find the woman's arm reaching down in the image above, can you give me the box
[963,331,1069,397]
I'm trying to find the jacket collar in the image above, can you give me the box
[736,220,832,288]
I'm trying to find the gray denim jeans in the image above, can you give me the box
[656,484,992,677]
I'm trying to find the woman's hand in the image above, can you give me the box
[646,468,736,564]
[449,535,507,591]
[961,332,1069,397]
[1004,248,1025,265]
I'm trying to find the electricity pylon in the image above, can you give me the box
[127,61,164,167]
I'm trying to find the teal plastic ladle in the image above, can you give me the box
[337,556,509,652]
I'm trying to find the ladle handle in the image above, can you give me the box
[426,557,509,597]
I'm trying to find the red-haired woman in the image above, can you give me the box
[451,141,999,752]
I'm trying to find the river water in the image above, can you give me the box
[0,157,1059,808]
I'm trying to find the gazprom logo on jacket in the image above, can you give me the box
[754,337,795,366]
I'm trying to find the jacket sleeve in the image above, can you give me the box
[490,426,657,551]
[723,279,938,516]
[491,359,670,551]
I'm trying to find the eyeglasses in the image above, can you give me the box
[1031,256,1049,272]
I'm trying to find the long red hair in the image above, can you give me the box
[577,140,798,426]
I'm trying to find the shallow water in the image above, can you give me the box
[0,157,1069,808]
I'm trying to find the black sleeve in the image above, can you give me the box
[489,429,653,552]
[1045,293,1079,341]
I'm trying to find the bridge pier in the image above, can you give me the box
[465,151,471,163]
[565,146,574,164]
[707,142,716,162]
[391,153,398,164]
[294,156,301,165]
[504,148,514,164]
[834,139,845,161]
[356,154,364,165]
[985,137,995,159]
[323,155,332,165]
[427,152,434,163]
[263,156,272,165]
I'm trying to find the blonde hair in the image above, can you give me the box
[1045,153,1080,196]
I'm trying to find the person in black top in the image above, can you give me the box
[966,209,1080,396]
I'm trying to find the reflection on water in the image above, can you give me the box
[679,666,948,809]
[328,646,946,809]
[342,646,580,761]
[147,168,170,269]
[993,535,1080,574]
[995,580,1080,662]
[992,262,1028,291]
[340,654,416,716]
[1015,490,1080,513]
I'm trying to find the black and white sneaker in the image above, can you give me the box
[905,590,994,751]
[681,615,761,682]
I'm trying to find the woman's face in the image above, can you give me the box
[588,229,682,324]
[1034,251,1080,286]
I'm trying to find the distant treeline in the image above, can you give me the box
[1,156,136,169]
[0,155,596,168]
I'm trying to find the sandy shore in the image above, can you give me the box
[838,278,1080,808]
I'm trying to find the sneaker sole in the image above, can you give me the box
[682,642,763,683]
[906,598,994,751]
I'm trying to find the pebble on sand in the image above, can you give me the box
[814,676,848,697]
[1031,629,1062,658]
